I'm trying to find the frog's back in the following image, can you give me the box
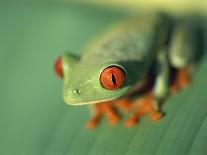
[81,15,164,66]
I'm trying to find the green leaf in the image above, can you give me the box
[0,3,207,155]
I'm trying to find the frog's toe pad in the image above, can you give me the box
[108,115,120,125]
[124,117,138,128]
[151,112,163,121]
[85,119,99,129]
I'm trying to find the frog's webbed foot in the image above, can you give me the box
[85,108,102,129]
[86,101,121,129]
[170,67,190,94]
[125,92,163,128]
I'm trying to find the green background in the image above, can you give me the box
[0,2,207,155]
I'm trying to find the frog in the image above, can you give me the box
[54,14,199,128]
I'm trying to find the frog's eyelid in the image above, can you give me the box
[99,64,127,76]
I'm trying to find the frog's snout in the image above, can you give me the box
[70,88,81,98]
[69,88,81,96]
[64,88,82,105]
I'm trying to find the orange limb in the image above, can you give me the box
[85,108,102,129]
[114,98,132,112]
[170,67,191,94]
[177,67,190,87]
[85,101,121,129]
[100,102,120,125]
[125,92,163,128]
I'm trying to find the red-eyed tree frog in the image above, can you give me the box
[54,15,200,128]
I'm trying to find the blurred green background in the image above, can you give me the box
[0,1,207,155]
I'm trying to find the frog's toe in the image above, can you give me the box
[150,112,163,121]
[124,117,138,128]
[85,119,99,129]
[108,115,120,125]
[85,113,102,129]
[97,101,121,125]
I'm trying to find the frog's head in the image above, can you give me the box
[54,53,145,105]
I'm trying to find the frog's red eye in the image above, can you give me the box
[100,66,125,90]
[54,56,63,78]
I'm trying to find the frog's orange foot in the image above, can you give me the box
[124,117,138,128]
[178,67,191,88]
[150,112,163,121]
[96,101,121,126]
[85,117,101,129]
[124,91,163,127]
[170,67,191,94]
[107,114,120,125]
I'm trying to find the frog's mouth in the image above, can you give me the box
[64,96,118,106]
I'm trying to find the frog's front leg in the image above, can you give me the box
[125,49,169,127]
[85,104,103,129]
[86,98,132,129]
[86,101,120,129]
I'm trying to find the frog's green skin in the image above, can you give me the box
[61,15,197,106]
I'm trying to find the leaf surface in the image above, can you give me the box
[0,3,207,155]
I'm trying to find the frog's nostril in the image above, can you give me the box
[74,89,80,94]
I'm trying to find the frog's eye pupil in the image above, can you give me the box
[112,73,117,85]
[100,66,125,90]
